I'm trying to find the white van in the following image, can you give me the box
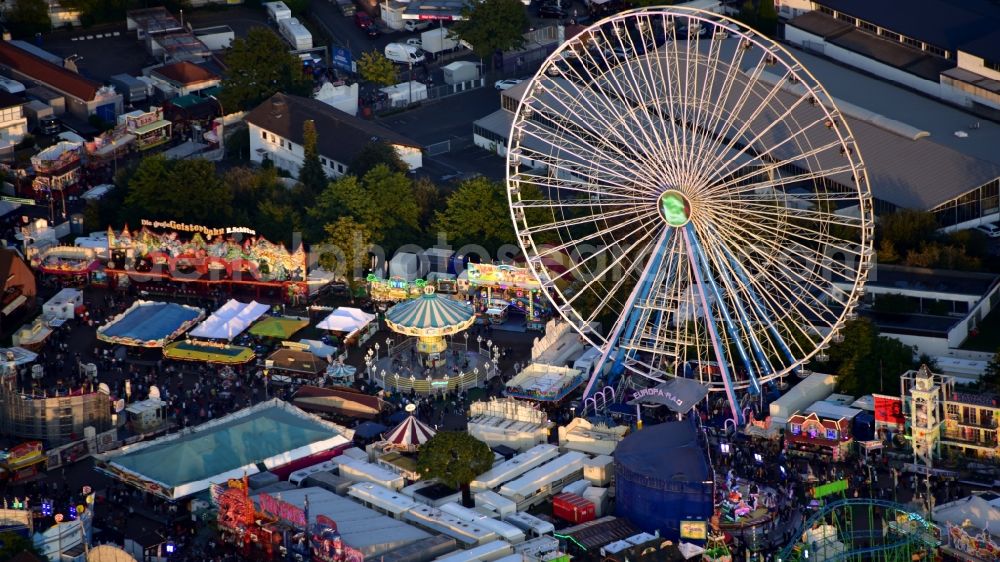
[384,42,426,64]
[0,77,25,94]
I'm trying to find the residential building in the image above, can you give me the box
[0,92,27,155]
[832,264,1000,358]
[900,367,1000,460]
[245,93,422,178]
[0,41,122,122]
[784,0,1000,113]
[148,61,221,99]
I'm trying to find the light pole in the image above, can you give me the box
[408,60,413,104]
[208,94,224,157]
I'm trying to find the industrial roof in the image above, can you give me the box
[0,41,102,101]
[815,0,1000,60]
[863,264,999,297]
[246,93,421,164]
[250,486,431,556]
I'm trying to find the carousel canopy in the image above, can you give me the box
[316,306,375,336]
[190,299,269,340]
[384,413,436,450]
[384,288,474,336]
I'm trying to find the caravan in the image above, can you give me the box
[498,451,588,510]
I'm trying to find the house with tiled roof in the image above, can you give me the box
[245,93,422,178]
[148,61,221,99]
[0,40,122,122]
[786,411,854,461]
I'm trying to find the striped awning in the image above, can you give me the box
[384,415,436,450]
[384,290,475,334]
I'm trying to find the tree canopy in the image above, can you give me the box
[311,164,419,250]
[451,0,529,63]
[357,51,398,87]
[432,176,516,253]
[6,0,50,36]
[298,119,327,201]
[823,318,917,396]
[318,217,374,292]
[350,141,409,177]
[417,431,495,506]
[123,156,233,226]
[221,27,311,111]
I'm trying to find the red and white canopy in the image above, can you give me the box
[384,412,436,451]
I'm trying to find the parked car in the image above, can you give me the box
[404,20,432,32]
[537,4,566,18]
[354,11,373,29]
[405,38,422,48]
[976,223,1000,238]
[385,42,426,64]
[494,78,524,90]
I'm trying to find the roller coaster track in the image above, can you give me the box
[777,498,941,562]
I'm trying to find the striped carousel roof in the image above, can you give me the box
[384,414,436,450]
[384,288,475,332]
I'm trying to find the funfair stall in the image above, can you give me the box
[106,223,308,303]
[35,246,100,284]
[462,263,549,331]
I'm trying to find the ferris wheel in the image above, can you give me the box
[506,7,874,424]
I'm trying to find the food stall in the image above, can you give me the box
[0,441,47,484]
[123,107,172,151]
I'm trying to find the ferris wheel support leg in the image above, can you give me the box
[682,225,742,425]
[685,225,762,396]
[581,228,673,401]
[721,246,798,379]
[703,241,774,388]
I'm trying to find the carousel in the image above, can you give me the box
[370,287,493,395]
[372,404,436,480]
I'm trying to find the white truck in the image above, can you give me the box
[279,17,313,50]
[265,1,292,23]
[420,27,459,57]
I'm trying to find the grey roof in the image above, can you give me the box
[788,47,1000,169]
[816,0,1000,60]
[246,93,422,165]
[250,487,430,557]
[866,264,999,297]
[8,40,63,65]
[789,12,953,81]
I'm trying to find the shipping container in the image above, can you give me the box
[552,493,595,524]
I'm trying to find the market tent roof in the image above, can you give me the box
[249,316,309,339]
[385,290,475,334]
[384,415,435,450]
[354,421,388,440]
[317,307,376,336]
[933,495,1000,536]
[292,385,384,419]
[267,347,328,375]
[95,398,349,500]
[190,299,269,340]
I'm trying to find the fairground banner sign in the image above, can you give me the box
[140,220,256,237]
[627,378,709,413]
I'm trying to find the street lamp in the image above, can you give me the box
[208,94,225,157]
[477,335,483,353]
[374,343,380,362]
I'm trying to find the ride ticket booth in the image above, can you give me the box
[0,441,47,484]
[124,107,172,150]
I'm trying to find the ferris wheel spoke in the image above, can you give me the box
[511,174,648,200]
[545,217,663,287]
[515,140,652,196]
[713,205,866,263]
[714,161,857,199]
[529,209,660,261]
[706,89,820,187]
[512,198,651,209]
[705,118,846,194]
[691,38,753,179]
[545,58,680,186]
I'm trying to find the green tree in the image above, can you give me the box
[417,432,495,507]
[879,209,938,257]
[737,0,758,28]
[413,176,441,234]
[981,348,1000,394]
[451,0,529,68]
[60,0,129,26]
[350,141,408,176]
[311,164,419,249]
[0,531,42,560]
[757,0,778,35]
[433,176,516,253]
[824,318,916,396]
[123,156,233,226]
[298,119,327,200]
[318,217,373,293]
[221,27,310,111]
[6,0,50,36]
[357,51,398,87]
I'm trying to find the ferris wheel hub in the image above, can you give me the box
[659,190,692,227]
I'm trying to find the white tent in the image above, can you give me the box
[190,299,270,340]
[317,307,376,337]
